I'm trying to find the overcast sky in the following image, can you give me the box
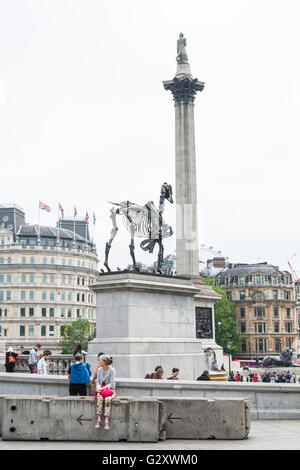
[1,0,300,275]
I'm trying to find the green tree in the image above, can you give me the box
[204,278,243,359]
[59,318,96,354]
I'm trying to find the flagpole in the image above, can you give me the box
[38,201,41,238]
[73,207,76,243]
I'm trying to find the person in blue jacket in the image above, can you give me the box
[68,354,91,396]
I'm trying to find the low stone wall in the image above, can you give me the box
[0,373,299,420]
[0,394,249,441]
[2,395,165,442]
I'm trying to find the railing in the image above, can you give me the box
[14,354,74,375]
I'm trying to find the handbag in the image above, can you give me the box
[8,354,16,364]
[100,387,114,399]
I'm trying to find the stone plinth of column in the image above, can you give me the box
[163,41,204,279]
[87,271,220,380]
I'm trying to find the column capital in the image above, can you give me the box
[163,76,204,104]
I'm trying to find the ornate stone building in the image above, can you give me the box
[215,262,298,360]
[0,204,98,353]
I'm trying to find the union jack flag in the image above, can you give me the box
[93,212,96,225]
[39,201,51,212]
[85,211,89,225]
[74,206,77,217]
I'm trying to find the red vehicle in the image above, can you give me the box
[234,359,262,369]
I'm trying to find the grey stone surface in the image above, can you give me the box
[88,273,213,379]
[2,395,165,442]
[1,394,249,441]
[159,397,250,440]
[1,420,299,450]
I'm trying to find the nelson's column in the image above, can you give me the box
[163,33,204,278]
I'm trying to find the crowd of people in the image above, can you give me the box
[229,369,299,383]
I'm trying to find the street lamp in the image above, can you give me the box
[227,340,232,379]
[217,321,222,345]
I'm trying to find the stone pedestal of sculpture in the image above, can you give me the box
[88,272,222,380]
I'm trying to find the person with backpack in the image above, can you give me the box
[5,347,18,373]
[68,354,91,396]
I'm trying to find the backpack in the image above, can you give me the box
[8,354,16,364]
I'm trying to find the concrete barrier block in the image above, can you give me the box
[2,395,165,442]
[159,397,250,440]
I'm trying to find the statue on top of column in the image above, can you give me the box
[176,33,189,64]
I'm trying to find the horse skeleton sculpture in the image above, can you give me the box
[104,183,173,273]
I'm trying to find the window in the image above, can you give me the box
[286,322,292,333]
[41,326,46,336]
[67,308,72,318]
[60,291,65,301]
[254,307,265,317]
[28,326,34,337]
[68,292,72,301]
[49,326,54,336]
[62,275,65,285]
[20,325,25,336]
[81,309,85,318]
[241,322,246,333]
[29,291,34,300]
[61,308,65,317]
[273,290,278,300]
[0,275,3,283]
[29,308,34,317]
[20,308,26,317]
[68,276,72,285]
[7,257,11,264]
[240,291,245,300]
[274,322,279,333]
[62,258,66,265]
[43,257,47,264]
[42,308,47,317]
[7,274,11,283]
[30,274,34,283]
[43,274,47,284]
[77,309,80,318]
[77,293,80,302]
[42,291,47,300]
[77,277,80,285]
[81,294,85,302]
[255,275,261,285]
[21,274,26,283]
[50,292,55,301]
[49,308,54,317]
[50,257,55,264]
[284,291,290,300]
[253,292,264,301]
[239,277,245,286]
[21,291,26,300]
[258,338,264,352]
[6,291,11,301]
[273,306,279,317]
[82,278,85,286]
[22,257,26,264]
[287,308,291,317]
[50,275,54,284]
[0,291,3,301]
[30,257,35,264]
[0,257,4,264]
[275,338,281,352]
[272,275,277,285]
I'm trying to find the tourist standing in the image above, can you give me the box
[29,344,41,373]
[37,351,52,375]
[95,354,116,430]
[69,354,91,396]
[5,347,18,373]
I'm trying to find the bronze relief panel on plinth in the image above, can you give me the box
[195,307,213,339]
